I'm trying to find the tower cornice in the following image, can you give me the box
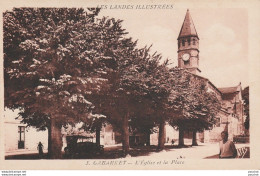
[177,48,200,53]
[177,35,199,40]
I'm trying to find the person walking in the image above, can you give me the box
[37,142,44,159]
[219,131,237,159]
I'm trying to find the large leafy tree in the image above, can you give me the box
[99,45,172,155]
[149,63,178,150]
[3,8,126,158]
[168,70,221,147]
[127,55,174,150]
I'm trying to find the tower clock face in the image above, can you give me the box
[182,53,190,61]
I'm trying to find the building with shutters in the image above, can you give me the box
[4,109,116,155]
[4,109,48,154]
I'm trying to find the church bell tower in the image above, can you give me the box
[178,9,201,75]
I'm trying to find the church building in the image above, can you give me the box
[174,9,245,143]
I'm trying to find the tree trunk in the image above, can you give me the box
[50,117,63,159]
[157,120,165,150]
[146,130,150,146]
[96,126,101,146]
[122,112,130,156]
[178,126,185,147]
[192,130,198,146]
[47,124,52,158]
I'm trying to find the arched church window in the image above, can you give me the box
[182,40,185,46]
[188,39,191,45]
[193,38,196,45]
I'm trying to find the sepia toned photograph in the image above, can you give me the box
[0,0,259,171]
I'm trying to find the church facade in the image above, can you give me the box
[174,9,245,143]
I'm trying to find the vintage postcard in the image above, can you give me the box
[0,0,259,170]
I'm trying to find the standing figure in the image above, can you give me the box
[171,139,175,145]
[219,131,237,159]
[37,142,44,158]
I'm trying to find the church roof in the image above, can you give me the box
[182,70,223,95]
[218,86,240,94]
[218,84,242,101]
[178,9,198,39]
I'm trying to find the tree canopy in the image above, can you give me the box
[4,7,222,158]
[167,70,221,146]
[4,8,129,158]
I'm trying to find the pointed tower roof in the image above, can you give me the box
[178,9,198,39]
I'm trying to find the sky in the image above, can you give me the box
[98,8,248,88]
